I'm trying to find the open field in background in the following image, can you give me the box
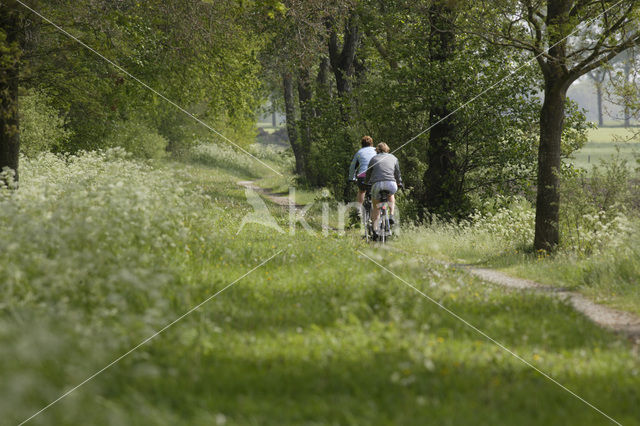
[256,122,640,170]
[570,127,640,169]
[256,122,285,133]
[1,144,639,425]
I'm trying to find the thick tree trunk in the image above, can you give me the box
[422,4,460,215]
[424,109,457,213]
[534,78,568,250]
[327,13,359,121]
[282,72,304,175]
[0,2,22,187]
[317,56,330,90]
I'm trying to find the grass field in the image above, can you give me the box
[570,127,639,169]
[402,195,640,317]
[1,145,639,425]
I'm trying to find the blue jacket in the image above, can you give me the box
[349,146,377,179]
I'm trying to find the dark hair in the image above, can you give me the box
[361,135,373,147]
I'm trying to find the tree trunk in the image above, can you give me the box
[624,59,631,128]
[317,56,330,90]
[297,68,313,181]
[314,56,331,118]
[422,3,460,215]
[0,1,22,187]
[282,72,304,175]
[596,84,603,127]
[534,77,568,250]
[327,13,359,121]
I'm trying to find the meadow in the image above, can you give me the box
[571,127,639,169]
[1,144,639,425]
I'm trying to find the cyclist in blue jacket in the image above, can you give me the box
[348,136,377,209]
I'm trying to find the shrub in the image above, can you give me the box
[560,154,635,254]
[0,148,209,314]
[19,89,72,156]
[468,196,536,249]
[105,119,168,159]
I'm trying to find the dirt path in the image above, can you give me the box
[390,249,640,344]
[237,180,303,209]
[463,266,640,342]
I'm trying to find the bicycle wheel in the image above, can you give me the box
[362,204,371,241]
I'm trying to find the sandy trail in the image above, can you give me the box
[237,180,303,209]
[459,265,640,343]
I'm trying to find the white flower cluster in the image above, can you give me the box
[562,206,633,255]
[468,196,536,249]
[457,195,633,254]
[0,149,209,313]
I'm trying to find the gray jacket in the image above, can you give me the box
[366,153,403,185]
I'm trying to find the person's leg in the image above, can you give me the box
[389,194,395,215]
[357,189,365,205]
[371,199,380,231]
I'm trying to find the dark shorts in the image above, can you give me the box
[356,177,369,191]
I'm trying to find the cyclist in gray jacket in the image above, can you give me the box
[365,142,403,231]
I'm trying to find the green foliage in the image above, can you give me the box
[105,119,168,159]
[23,0,264,154]
[1,150,639,424]
[188,142,263,178]
[19,89,72,156]
[561,100,591,157]
[278,4,590,217]
[560,153,634,254]
[410,196,536,261]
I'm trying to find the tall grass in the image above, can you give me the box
[401,162,639,313]
[1,148,639,424]
[188,142,290,178]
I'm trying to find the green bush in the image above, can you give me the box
[561,154,634,254]
[19,89,72,156]
[105,119,168,159]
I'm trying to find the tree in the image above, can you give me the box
[422,2,461,214]
[357,0,558,217]
[608,48,638,127]
[587,68,609,127]
[607,46,640,136]
[15,0,262,156]
[469,0,640,250]
[327,11,360,121]
[0,0,23,186]
[254,0,339,177]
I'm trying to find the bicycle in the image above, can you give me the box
[376,190,392,243]
[361,184,374,242]
[350,181,396,243]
